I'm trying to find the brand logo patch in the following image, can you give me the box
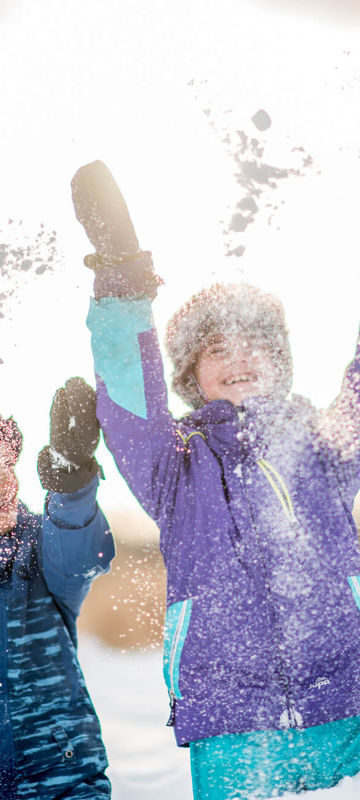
[309,676,330,690]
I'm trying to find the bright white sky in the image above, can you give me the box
[1,0,360,514]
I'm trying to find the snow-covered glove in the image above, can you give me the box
[71,159,163,300]
[37,377,101,493]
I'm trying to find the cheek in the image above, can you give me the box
[194,359,218,394]
[0,472,18,507]
[258,357,276,389]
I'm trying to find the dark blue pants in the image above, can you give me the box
[16,771,111,799]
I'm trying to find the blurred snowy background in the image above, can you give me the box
[2,0,360,797]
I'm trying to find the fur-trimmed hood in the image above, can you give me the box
[165,282,293,409]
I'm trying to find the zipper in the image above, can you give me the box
[169,600,188,698]
[166,690,177,726]
[235,458,302,729]
[165,599,191,727]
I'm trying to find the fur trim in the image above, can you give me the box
[165,282,293,409]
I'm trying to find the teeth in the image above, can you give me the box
[224,376,256,386]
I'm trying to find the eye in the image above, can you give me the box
[209,346,225,355]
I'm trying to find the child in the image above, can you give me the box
[72,160,360,799]
[0,377,114,800]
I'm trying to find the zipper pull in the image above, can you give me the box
[166,691,176,727]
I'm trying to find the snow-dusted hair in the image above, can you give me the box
[0,416,23,465]
[165,282,293,409]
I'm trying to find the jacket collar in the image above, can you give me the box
[180,394,315,460]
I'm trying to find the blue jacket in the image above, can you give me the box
[0,476,114,799]
[87,296,360,747]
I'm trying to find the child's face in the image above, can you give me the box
[194,334,277,405]
[0,443,19,535]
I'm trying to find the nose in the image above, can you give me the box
[230,346,248,363]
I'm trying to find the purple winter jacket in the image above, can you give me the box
[87,295,360,747]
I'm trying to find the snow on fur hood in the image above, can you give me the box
[166,282,293,409]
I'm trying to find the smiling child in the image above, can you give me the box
[73,160,360,800]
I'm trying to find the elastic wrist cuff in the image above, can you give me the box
[38,447,101,493]
[91,251,163,300]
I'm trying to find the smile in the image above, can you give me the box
[223,375,257,386]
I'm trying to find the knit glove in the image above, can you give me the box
[71,159,162,300]
[37,377,101,493]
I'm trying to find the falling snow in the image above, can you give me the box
[0,219,62,329]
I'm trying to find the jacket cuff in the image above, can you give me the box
[90,251,163,300]
[38,446,101,493]
[45,473,100,529]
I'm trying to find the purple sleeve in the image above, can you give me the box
[87,297,181,520]
[317,329,360,504]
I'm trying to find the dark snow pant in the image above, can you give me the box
[56,773,111,799]
[16,771,111,799]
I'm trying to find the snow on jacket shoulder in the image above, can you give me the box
[87,296,360,747]
[0,476,114,800]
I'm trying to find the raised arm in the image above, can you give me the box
[37,377,115,623]
[41,477,113,623]
[72,161,180,520]
[317,328,360,502]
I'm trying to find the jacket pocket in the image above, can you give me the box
[163,598,193,700]
[15,724,76,776]
[348,576,360,610]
